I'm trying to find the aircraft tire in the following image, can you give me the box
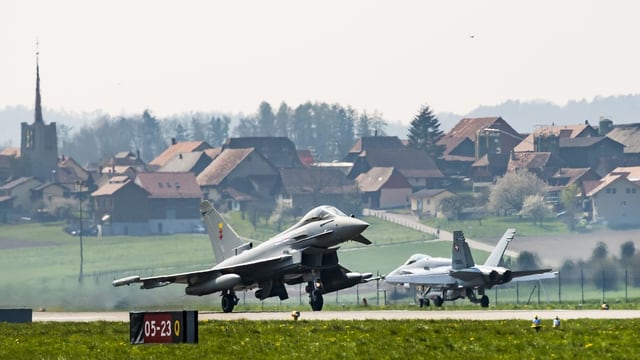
[221,294,235,313]
[480,295,489,308]
[309,290,324,311]
[433,296,444,307]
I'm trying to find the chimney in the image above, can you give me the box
[171,138,177,145]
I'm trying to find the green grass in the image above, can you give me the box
[2,319,639,359]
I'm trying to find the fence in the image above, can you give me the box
[218,268,640,310]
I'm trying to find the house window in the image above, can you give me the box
[606,188,610,194]
[612,188,616,194]
[633,188,637,194]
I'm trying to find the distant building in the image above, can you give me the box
[20,54,58,181]
[585,166,640,227]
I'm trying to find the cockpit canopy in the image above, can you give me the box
[283,205,348,234]
[404,254,429,266]
[299,206,346,225]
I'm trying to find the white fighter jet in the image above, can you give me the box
[113,200,372,312]
[385,229,556,307]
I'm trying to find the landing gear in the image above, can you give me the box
[480,295,489,308]
[221,290,239,313]
[418,298,430,307]
[307,279,324,311]
[309,289,324,311]
[433,296,444,307]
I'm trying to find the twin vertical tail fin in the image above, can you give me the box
[483,228,516,266]
[200,200,245,264]
[451,230,475,270]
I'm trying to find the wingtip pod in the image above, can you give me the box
[112,275,141,287]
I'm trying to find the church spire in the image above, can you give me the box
[34,44,43,123]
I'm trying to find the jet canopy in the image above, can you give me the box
[299,205,347,224]
[404,254,429,266]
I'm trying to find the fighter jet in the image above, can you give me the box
[384,229,556,307]
[113,200,372,312]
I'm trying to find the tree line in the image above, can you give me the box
[59,101,441,166]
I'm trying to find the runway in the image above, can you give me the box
[32,309,640,322]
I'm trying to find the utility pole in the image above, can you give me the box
[76,180,85,283]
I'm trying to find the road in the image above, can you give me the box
[32,309,640,322]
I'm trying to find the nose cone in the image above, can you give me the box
[339,217,370,245]
[347,216,369,234]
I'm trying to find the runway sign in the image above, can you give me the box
[130,311,198,344]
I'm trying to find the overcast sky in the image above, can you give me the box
[2,1,639,124]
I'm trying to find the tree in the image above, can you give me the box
[516,251,542,270]
[139,110,163,162]
[356,112,372,138]
[234,116,259,137]
[257,101,276,136]
[591,241,608,262]
[174,123,188,142]
[189,116,206,141]
[369,110,388,136]
[488,171,547,215]
[406,104,446,160]
[519,194,552,226]
[620,241,635,264]
[207,115,230,147]
[275,102,291,137]
[438,194,475,220]
[560,184,580,229]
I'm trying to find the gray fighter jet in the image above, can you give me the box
[384,229,555,307]
[113,200,372,312]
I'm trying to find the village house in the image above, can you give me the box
[355,167,412,210]
[134,172,203,234]
[348,147,444,190]
[224,137,304,169]
[0,177,42,213]
[197,147,279,212]
[91,176,150,235]
[409,188,455,218]
[584,166,640,227]
[278,167,359,215]
[148,139,213,170]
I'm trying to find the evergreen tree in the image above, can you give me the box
[257,101,276,136]
[356,112,372,138]
[275,102,291,137]
[207,115,230,147]
[407,104,445,159]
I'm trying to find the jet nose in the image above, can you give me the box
[346,216,369,233]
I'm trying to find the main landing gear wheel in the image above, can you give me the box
[221,292,239,313]
[419,298,430,307]
[433,296,444,307]
[309,289,324,311]
[480,295,489,308]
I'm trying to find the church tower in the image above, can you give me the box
[20,51,59,181]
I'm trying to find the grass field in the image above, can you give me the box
[2,319,639,359]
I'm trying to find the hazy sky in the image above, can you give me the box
[2,1,639,124]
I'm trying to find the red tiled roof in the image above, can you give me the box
[197,148,254,186]
[135,172,202,198]
[149,141,212,167]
